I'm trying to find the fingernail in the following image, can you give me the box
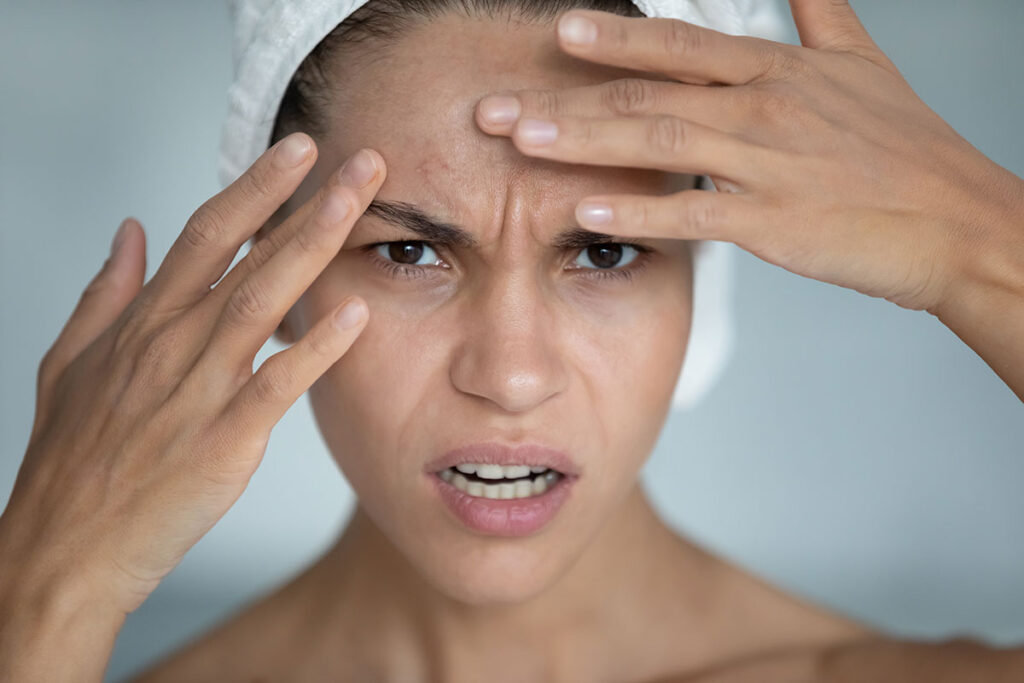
[274,133,312,167]
[518,118,558,146]
[559,14,597,46]
[338,149,377,188]
[111,219,131,256]
[576,201,613,226]
[334,298,367,329]
[479,95,521,125]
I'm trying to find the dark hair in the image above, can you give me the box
[269,0,645,146]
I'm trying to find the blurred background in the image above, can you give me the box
[1,1,1022,680]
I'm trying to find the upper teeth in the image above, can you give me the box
[453,463,549,479]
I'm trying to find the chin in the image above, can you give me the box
[417,552,569,606]
[413,539,578,607]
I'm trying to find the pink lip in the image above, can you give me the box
[423,442,582,476]
[427,470,578,537]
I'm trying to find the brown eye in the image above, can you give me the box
[387,242,425,264]
[575,243,638,270]
[374,241,442,267]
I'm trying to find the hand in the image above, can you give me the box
[1,135,384,615]
[473,1,1024,314]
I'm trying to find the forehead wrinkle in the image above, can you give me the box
[408,149,572,252]
[366,144,674,263]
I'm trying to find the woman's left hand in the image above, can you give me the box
[473,0,1024,316]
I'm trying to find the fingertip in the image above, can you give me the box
[333,296,368,330]
[476,93,520,132]
[557,11,598,48]
[273,132,318,169]
[108,217,147,290]
[300,132,320,163]
[365,149,387,183]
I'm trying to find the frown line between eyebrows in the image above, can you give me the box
[363,198,624,250]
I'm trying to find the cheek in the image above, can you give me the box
[568,290,691,489]
[568,276,692,420]
[302,276,458,493]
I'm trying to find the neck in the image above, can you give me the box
[307,480,728,682]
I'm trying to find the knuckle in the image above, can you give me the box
[226,277,272,323]
[37,346,55,375]
[81,264,114,298]
[604,78,655,116]
[241,232,280,273]
[663,20,701,61]
[110,296,156,352]
[306,326,337,357]
[528,89,562,118]
[740,37,784,82]
[609,20,631,52]
[628,200,652,230]
[571,119,598,148]
[683,197,721,236]
[295,214,336,254]
[251,357,293,405]
[37,347,59,387]
[767,47,813,80]
[236,162,277,204]
[81,278,108,299]
[646,115,688,155]
[135,325,185,384]
[183,202,230,251]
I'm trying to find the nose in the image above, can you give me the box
[449,273,569,413]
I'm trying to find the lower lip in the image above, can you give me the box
[427,470,577,537]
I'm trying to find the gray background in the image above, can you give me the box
[1,1,1022,680]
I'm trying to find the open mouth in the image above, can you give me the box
[437,464,564,500]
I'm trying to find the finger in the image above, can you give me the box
[220,295,368,435]
[476,78,747,137]
[572,188,763,246]
[198,147,384,320]
[145,132,317,312]
[788,0,898,70]
[37,218,146,396]
[197,149,382,370]
[509,113,780,189]
[553,10,788,85]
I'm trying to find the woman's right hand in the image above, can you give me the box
[0,134,384,617]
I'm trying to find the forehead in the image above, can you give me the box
[316,13,686,236]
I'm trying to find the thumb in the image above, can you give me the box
[788,0,896,70]
[37,218,147,398]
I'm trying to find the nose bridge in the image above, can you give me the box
[449,265,568,413]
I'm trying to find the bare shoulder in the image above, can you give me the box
[125,580,316,683]
[644,636,1024,683]
[125,604,274,682]
[815,636,1024,683]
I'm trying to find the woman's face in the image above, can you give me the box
[270,14,695,605]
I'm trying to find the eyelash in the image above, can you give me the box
[360,241,654,283]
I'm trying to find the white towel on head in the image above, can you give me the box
[218,0,789,413]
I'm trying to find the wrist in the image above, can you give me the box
[0,516,128,682]
[930,176,1024,323]
[928,181,1024,402]
[0,563,127,683]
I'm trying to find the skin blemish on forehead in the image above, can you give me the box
[414,157,452,177]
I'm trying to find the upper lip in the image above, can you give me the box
[425,441,581,477]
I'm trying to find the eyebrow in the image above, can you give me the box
[363,199,622,250]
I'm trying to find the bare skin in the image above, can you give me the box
[130,484,875,683]
[3,1,1021,681]
[129,5,1024,682]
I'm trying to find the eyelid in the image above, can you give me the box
[360,239,653,282]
